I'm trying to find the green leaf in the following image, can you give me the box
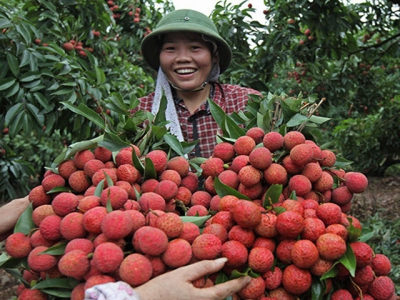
[208,98,227,129]
[32,277,79,290]
[0,77,16,91]
[143,157,157,180]
[180,215,211,227]
[95,66,106,85]
[214,177,250,200]
[338,243,356,277]
[15,23,31,44]
[286,113,309,127]
[311,277,324,300]
[100,131,130,152]
[42,242,67,255]
[164,134,185,157]
[262,184,283,208]
[94,180,105,197]
[14,203,34,235]
[61,102,106,129]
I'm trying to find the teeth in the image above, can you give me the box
[176,69,195,74]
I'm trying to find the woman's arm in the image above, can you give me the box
[0,196,30,242]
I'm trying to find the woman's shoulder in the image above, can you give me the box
[219,83,262,97]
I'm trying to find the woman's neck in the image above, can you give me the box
[177,84,211,114]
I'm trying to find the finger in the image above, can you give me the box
[172,258,228,281]
[203,276,252,299]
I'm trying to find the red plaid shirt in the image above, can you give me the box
[137,83,262,159]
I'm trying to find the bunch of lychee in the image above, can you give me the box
[4,129,396,300]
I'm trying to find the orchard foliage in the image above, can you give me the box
[0,0,399,201]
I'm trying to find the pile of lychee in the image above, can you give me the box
[4,129,396,300]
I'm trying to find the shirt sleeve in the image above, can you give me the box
[84,281,141,300]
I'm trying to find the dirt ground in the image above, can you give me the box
[0,176,399,299]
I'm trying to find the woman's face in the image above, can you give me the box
[159,32,215,91]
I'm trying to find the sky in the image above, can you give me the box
[171,0,267,23]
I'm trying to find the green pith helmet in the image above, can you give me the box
[141,9,232,73]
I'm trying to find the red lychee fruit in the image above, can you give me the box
[254,213,278,238]
[28,185,52,207]
[77,195,101,212]
[52,192,79,217]
[201,157,225,178]
[133,226,168,256]
[41,173,66,192]
[246,127,265,144]
[178,222,201,244]
[154,179,178,201]
[27,246,58,272]
[190,190,212,208]
[192,233,222,260]
[269,287,296,299]
[221,240,248,268]
[146,255,167,278]
[249,146,272,170]
[291,239,320,269]
[93,146,113,163]
[140,178,159,193]
[124,209,145,235]
[283,131,306,151]
[119,253,153,287]
[325,223,348,241]
[181,172,199,193]
[276,211,304,239]
[282,156,303,175]
[234,135,257,156]
[84,274,116,290]
[92,168,118,187]
[331,289,353,300]
[60,212,87,240]
[313,171,334,193]
[202,223,228,243]
[211,211,235,231]
[101,210,133,240]
[71,283,85,300]
[316,202,342,226]
[115,148,134,166]
[248,246,274,273]
[218,194,239,212]
[175,186,192,206]
[290,143,314,166]
[159,169,182,186]
[319,149,336,167]
[5,232,32,258]
[228,225,255,248]
[282,264,312,295]
[368,276,396,300]
[263,266,283,290]
[238,182,263,200]
[288,174,312,197]
[213,142,236,162]
[252,237,276,252]
[100,185,129,209]
[310,257,334,276]
[166,156,190,177]
[263,163,288,185]
[73,149,95,169]
[83,206,108,234]
[161,238,193,268]
[65,238,94,255]
[344,171,368,193]
[353,265,375,286]
[238,276,266,300]
[39,214,62,241]
[17,288,48,300]
[155,212,183,238]
[186,204,209,216]
[281,199,304,216]
[138,191,166,212]
[218,170,239,189]
[231,199,262,229]
[68,170,91,193]
[203,175,216,195]
[331,185,353,206]
[301,217,326,242]
[229,154,249,173]
[145,149,168,174]
[58,249,90,279]
[350,241,374,268]
[371,253,392,276]
[92,242,124,273]
[58,160,78,180]
[29,230,54,248]
[145,209,165,227]
[316,233,347,260]
[32,204,55,227]
[116,164,140,183]
[276,239,297,264]
[301,162,323,183]
[263,131,284,152]
[238,165,263,187]
[83,159,105,178]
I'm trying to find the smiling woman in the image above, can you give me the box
[133,9,262,159]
